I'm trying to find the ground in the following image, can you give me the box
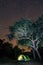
[0,61,43,65]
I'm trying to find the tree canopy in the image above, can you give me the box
[7,16,43,60]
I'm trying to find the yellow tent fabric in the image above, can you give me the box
[18,54,30,61]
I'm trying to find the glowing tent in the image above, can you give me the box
[18,54,30,61]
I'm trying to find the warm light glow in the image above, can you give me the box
[18,45,32,52]
[18,55,23,60]
[10,39,18,47]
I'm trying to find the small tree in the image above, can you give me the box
[7,18,43,60]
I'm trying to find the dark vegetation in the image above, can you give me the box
[0,39,22,60]
[0,38,43,62]
[0,15,43,63]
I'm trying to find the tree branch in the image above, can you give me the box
[18,37,32,41]
[36,40,40,49]
[34,37,39,42]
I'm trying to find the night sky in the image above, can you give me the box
[0,0,43,40]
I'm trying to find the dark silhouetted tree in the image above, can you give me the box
[2,42,12,57]
[7,18,43,60]
[0,39,5,57]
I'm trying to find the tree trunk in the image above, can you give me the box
[36,49,41,60]
[33,49,36,59]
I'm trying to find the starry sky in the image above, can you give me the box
[0,0,43,40]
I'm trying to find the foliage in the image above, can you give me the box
[0,39,22,60]
[7,16,43,60]
[7,18,33,40]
